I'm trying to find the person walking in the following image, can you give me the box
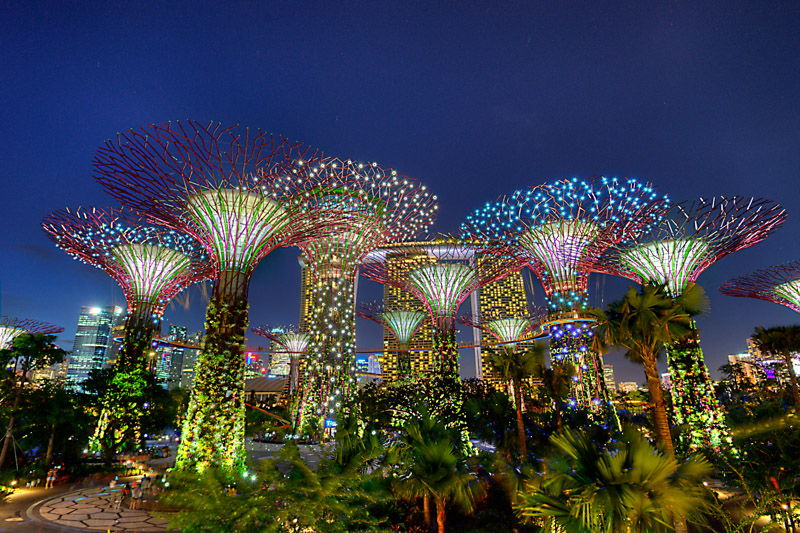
[45,468,56,489]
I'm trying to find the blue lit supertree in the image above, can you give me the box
[461,177,669,420]
[597,197,785,453]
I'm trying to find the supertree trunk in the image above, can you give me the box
[432,325,459,379]
[90,303,160,459]
[549,318,619,429]
[397,349,412,378]
[666,323,736,454]
[176,270,250,472]
[297,274,356,435]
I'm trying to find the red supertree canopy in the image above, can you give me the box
[284,157,438,279]
[42,207,214,316]
[596,197,787,297]
[92,121,329,286]
[0,316,64,350]
[251,324,310,355]
[360,239,525,331]
[720,260,800,314]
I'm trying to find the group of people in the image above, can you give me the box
[110,473,154,510]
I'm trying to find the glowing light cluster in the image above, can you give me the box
[458,308,546,346]
[721,260,800,314]
[0,316,63,350]
[409,263,479,321]
[619,238,709,297]
[113,244,191,302]
[382,310,428,347]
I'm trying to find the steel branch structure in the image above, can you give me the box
[360,240,524,379]
[251,324,310,398]
[0,317,63,350]
[92,121,326,471]
[357,300,428,379]
[461,177,668,418]
[720,260,800,313]
[287,158,437,433]
[42,206,213,455]
[458,307,547,347]
[598,197,786,453]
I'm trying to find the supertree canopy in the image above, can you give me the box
[251,324,310,397]
[598,197,786,453]
[361,240,524,379]
[42,206,213,455]
[458,307,547,347]
[720,260,800,313]
[93,120,326,471]
[0,317,63,350]
[461,177,668,418]
[287,158,438,433]
[357,300,428,379]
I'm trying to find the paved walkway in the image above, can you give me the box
[28,486,169,532]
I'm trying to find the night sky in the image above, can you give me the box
[2,1,799,384]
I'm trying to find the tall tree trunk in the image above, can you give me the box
[436,497,446,533]
[0,381,24,467]
[423,494,431,528]
[641,355,674,458]
[513,379,527,458]
[45,423,56,467]
[784,351,800,409]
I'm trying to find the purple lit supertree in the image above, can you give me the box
[251,324,309,398]
[721,260,800,405]
[597,197,785,453]
[461,177,669,420]
[92,121,326,471]
[0,317,63,350]
[41,206,214,456]
[357,300,428,380]
[287,158,438,433]
[360,240,525,380]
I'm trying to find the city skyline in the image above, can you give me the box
[2,2,800,384]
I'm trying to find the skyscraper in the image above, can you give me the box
[180,330,203,389]
[157,325,188,390]
[66,305,125,391]
[603,364,616,394]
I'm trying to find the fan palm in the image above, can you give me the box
[751,325,800,409]
[529,346,575,431]
[487,344,543,459]
[516,429,713,532]
[393,413,484,532]
[588,283,694,456]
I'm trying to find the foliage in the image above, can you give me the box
[516,428,714,532]
[751,325,800,408]
[162,441,389,532]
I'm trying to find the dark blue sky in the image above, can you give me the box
[2,1,799,383]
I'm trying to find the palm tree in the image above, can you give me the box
[751,325,800,409]
[487,344,543,459]
[588,283,693,457]
[529,346,575,432]
[393,414,484,532]
[516,428,713,532]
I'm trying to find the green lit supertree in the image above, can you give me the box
[360,240,524,379]
[357,300,428,380]
[251,324,309,400]
[461,177,668,423]
[41,207,213,455]
[287,158,438,433]
[720,260,800,404]
[598,197,786,453]
[93,121,326,471]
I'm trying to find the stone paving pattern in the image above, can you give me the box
[34,486,168,531]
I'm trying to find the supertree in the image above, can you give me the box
[597,197,786,453]
[41,207,213,454]
[721,260,800,401]
[287,158,437,433]
[356,300,428,380]
[360,240,525,380]
[251,324,310,397]
[92,120,326,471]
[461,177,668,419]
[0,317,63,350]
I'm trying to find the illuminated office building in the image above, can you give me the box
[66,305,125,391]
